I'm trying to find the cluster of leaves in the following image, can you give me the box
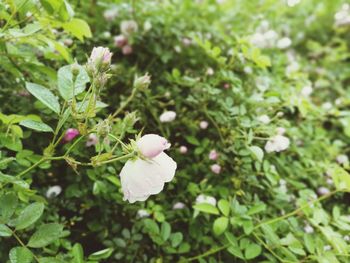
[1,0,350,262]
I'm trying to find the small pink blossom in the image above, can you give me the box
[122,45,133,55]
[64,128,79,142]
[223,83,230,89]
[209,150,219,160]
[199,121,209,129]
[179,146,188,154]
[120,20,138,36]
[211,164,221,174]
[86,133,98,147]
[114,35,128,48]
[136,134,171,159]
[90,47,112,66]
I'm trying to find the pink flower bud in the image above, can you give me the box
[211,164,221,174]
[114,34,128,48]
[199,121,209,129]
[136,134,171,159]
[223,83,230,89]
[179,146,188,154]
[122,45,133,55]
[209,149,219,160]
[64,128,79,142]
[90,47,112,64]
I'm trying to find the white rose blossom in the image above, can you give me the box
[119,134,177,203]
[265,133,290,153]
[159,111,176,123]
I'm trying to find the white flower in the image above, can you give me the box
[137,209,150,218]
[244,66,252,74]
[159,111,176,123]
[344,235,350,241]
[317,187,330,196]
[277,37,292,49]
[336,154,349,165]
[173,202,186,210]
[103,8,118,22]
[206,67,214,76]
[179,146,188,154]
[199,121,209,129]
[258,115,270,124]
[46,185,62,198]
[301,85,313,97]
[335,4,350,27]
[265,135,290,153]
[196,194,217,206]
[86,134,98,147]
[303,224,314,234]
[276,127,286,135]
[119,136,177,203]
[120,20,138,36]
[211,164,221,174]
[322,102,332,110]
[287,0,300,7]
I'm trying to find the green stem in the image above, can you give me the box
[112,86,138,118]
[12,230,40,262]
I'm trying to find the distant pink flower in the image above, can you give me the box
[223,83,230,89]
[64,128,79,142]
[86,134,98,147]
[209,149,219,160]
[179,146,188,154]
[122,45,133,55]
[136,134,171,159]
[199,121,209,129]
[211,164,221,174]
[114,35,128,48]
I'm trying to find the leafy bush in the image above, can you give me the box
[1,0,350,262]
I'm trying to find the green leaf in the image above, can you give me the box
[227,246,244,259]
[160,222,171,241]
[193,203,219,215]
[13,202,44,230]
[213,217,229,235]
[38,258,65,263]
[247,203,266,215]
[28,223,63,248]
[57,64,89,101]
[19,120,53,133]
[9,247,33,263]
[330,164,350,192]
[218,199,230,216]
[170,232,183,247]
[62,18,92,41]
[0,224,12,236]
[88,248,113,260]
[71,243,84,263]
[143,219,160,234]
[185,135,200,146]
[25,82,60,114]
[249,146,264,162]
[244,243,262,260]
[0,193,18,222]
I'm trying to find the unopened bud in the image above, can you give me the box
[134,73,151,89]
